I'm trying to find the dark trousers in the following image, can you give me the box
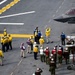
[1,43,5,52]
[5,43,9,51]
[45,55,49,64]
[30,44,33,51]
[9,41,12,50]
[40,55,45,62]
[65,58,69,64]
[34,52,37,60]
[35,35,39,44]
[58,56,62,64]
[61,38,65,45]
[50,67,55,75]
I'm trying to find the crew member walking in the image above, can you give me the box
[57,47,63,66]
[50,58,56,75]
[44,47,50,64]
[33,45,38,60]
[52,47,57,68]
[20,43,26,58]
[60,32,66,45]
[39,47,45,62]
[45,27,51,43]
[39,36,44,48]
[8,34,12,50]
[1,37,5,52]
[63,48,69,64]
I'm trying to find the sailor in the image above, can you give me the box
[63,48,69,64]
[50,58,55,75]
[45,27,51,43]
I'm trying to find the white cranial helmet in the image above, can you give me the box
[59,47,61,50]
[54,47,55,49]
[34,42,36,44]
[37,68,39,71]
[65,48,68,50]
[50,54,53,57]
[46,47,49,49]
[51,58,54,61]
[40,47,43,49]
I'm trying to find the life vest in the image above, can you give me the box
[0,50,4,57]
[33,46,38,52]
[44,49,50,56]
[8,36,12,42]
[50,60,55,66]
[26,39,31,45]
[39,38,44,45]
[45,28,51,37]
[58,49,62,56]
[52,49,56,54]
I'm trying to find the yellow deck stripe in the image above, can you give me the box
[0,34,34,38]
[0,0,20,14]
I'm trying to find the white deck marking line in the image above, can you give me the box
[10,72,13,75]
[53,14,55,18]
[48,20,51,23]
[59,6,61,9]
[17,59,23,66]
[44,25,47,29]
[10,59,23,75]
[56,10,58,13]
[0,11,35,18]
[48,0,66,24]
[0,23,24,25]
[0,0,7,5]
[55,0,66,14]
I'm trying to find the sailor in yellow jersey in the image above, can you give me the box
[45,27,51,44]
[8,34,12,50]
[0,49,4,66]
[39,36,44,48]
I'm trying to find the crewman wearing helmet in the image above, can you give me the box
[8,34,12,50]
[49,54,54,71]
[63,48,69,64]
[44,47,50,64]
[1,37,5,52]
[50,58,55,75]
[4,36,9,51]
[60,32,66,45]
[29,36,34,53]
[57,47,63,66]
[34,27,39,44]
[45,27,51,43]
[52,47,57,68]
[39,47,45,62]
[20,43,26,58]
[33,45,38,60]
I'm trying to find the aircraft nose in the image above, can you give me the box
[54,16,64,22]
[54,15,69,23]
